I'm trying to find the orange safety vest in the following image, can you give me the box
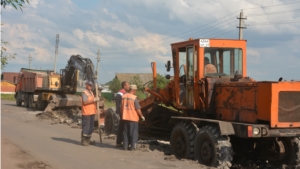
[122,93,139,122]
[81,89,96,116]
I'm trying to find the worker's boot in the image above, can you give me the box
[81,136,89,146]
[86,135,95,145]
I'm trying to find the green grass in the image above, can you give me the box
[104,100,115,109]
[1,94,16,101]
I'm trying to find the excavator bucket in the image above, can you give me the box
[44,94,82,112]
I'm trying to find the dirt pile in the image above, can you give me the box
[36,108,82,127]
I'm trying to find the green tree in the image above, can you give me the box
[129,75,143,91]
[148,73,169,89]
[156,73,169,88]
[1,0,29,69]
[109,77,121,93]
[1,0,29,11]
[1,42,16,70]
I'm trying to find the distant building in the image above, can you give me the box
[1,80,16,94]
[101,85,111,93]
[1,72,19,94]
[115,73,153,84]
[1,72,19,84]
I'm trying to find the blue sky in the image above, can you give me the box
[1,0,300,83]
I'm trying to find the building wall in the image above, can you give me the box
[1,72,19,84]
[1,81,16,93]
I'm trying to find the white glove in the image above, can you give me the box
[94,97,99,102]
[141,116,145,121]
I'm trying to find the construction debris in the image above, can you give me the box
[36,108,82,127]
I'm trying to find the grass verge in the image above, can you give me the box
[1,94,16,101]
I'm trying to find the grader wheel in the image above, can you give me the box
[104,108,119,135]
[194,125,233,169]
[278,137,300,166]
[170,121,197,159]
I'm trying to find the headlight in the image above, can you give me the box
[253,127,260,135]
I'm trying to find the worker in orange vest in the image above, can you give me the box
[121,84,145,151]
[81,81,99,146]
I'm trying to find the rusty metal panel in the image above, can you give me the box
[256,83,272,121]
[216,109,257,123]
[215,83,256,110]
[213,82,257,123]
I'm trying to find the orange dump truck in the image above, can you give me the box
[14,68,62,110]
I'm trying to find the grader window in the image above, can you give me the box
[178,47,187,77]
[204,48,242,77]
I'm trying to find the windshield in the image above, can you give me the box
[76,70,86,92]
[204,48,242,77]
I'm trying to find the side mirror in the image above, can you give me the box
[165,60,171,72]
[165,74,171,80]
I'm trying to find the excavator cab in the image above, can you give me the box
[170,38,246,110]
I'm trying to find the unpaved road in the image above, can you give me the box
[1,100,204,169]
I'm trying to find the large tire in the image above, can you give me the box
[28,94,35,109]
[36,93,47,110]
[16,99,22,106]
[194,125,233,169]
[170,121,197,159]
[15,92,22,106]
[279,137,300,166]
[24,94,29,108]
[104,108,119,135]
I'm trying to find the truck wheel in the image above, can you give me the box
[24,94,29,108]
[170,121,197,159]
[16,99,22,106]
[28,94,35,109]
[194,125,233,169]
[36,94,47,110]
[279,137,300,166]
[104,108,119,135]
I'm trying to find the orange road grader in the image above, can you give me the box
[105,38,300,168]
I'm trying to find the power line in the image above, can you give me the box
[102,1,300,54]
[248,8,300,16]
[100,61,109,80]
[243,1,300,10]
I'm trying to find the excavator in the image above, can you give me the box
[105,38,300,168]
[15,55,104,125]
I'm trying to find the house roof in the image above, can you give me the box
[1,80,15,85]
[116,73,153,85]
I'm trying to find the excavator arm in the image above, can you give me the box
[44,55,101,112]
[61,55,97,93]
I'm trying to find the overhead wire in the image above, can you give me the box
[101,2,300,57]
[100,61,110,80]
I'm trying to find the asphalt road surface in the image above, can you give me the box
[1,100,203,169]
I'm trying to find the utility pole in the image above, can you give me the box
[95,49,102,144]
[96,50,101,78]
[28,55,32,69]
[54,34,59,72]
[237,10,247,40]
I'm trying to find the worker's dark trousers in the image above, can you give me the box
[116,120,124,144]
[123,120,138,150]
[82,114,95,136]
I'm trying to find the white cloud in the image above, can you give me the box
[1,0,300,83]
